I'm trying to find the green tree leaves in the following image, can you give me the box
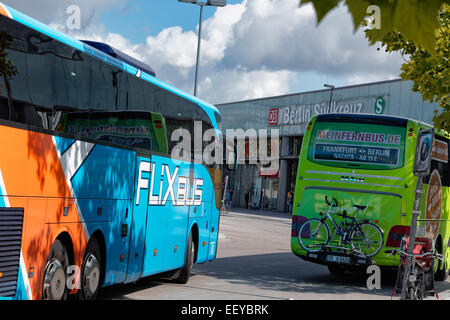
[300,0,341,23]
[300,0,446,52]
[369,4,449,132]
[0,31,17,80]
[300,0,449,132]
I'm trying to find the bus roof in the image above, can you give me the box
[0,2,221,136]
[80,40,156,77]
[315,113,409,127]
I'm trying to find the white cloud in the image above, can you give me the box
[4,0,404,104]
[144,27,198,69]
[131,0,403,102]
[223,0,403,76]
[2,0,129,31]
[200,2,246,65]
[197,68,296,103]
[346,73,399,86]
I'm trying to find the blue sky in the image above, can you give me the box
[100,0,244,42]
[2,0,404,104]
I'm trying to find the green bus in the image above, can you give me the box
[291,114,450,278]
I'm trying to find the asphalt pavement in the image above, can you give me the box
[98,207,450,300]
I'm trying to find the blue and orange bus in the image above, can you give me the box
[0,2,227,300]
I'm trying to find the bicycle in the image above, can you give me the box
[298,196,384,257]
[220,200,231,214]
[386,237,444,300]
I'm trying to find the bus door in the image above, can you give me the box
[139,155,190,277]
[124,154,150,283]
[207,165,221,261]
[161,158,191,271]
[189,163,216,263]
[189,164,207,263]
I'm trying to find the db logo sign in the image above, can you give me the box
[268,108,278,125]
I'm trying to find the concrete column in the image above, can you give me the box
[277,159,289,212]
[277,136,290,212]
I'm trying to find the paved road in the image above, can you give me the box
[99,209,450,300]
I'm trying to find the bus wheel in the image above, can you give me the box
[435,239,448,281]
[42,239,69,300]
[435,263,448,281]
[173,232,195,284]
[328,264,346,275]
[80,239,102,300]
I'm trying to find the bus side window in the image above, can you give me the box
[165,117,194,160]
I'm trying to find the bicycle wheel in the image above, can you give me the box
[416,266,426,300]
[408,286,415,300]
[220,203,228,214]
[298,218,329,252]
[350,222,383,257]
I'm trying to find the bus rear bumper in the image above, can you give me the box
[294,249,398,270]
[302,251,374,268]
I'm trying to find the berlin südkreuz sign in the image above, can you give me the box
[278,101,364,125]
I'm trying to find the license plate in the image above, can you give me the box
[327,255,351,264]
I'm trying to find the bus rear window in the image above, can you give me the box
[307,121,406,170]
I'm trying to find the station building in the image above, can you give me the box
[216,79,440,213]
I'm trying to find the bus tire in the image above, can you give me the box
[79,238,102,300]
[173,231,195,284]
[42,239,69,300]
[434,237,448,281]
[435,264,448,281]
[328,264,346,275]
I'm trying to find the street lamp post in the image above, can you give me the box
[193,3,204,97]
[324,84,335,110]
[178,0,227,97]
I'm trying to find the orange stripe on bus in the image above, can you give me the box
[0,4,12,18]
[0,126,87,299]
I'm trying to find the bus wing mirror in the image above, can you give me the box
[413,129,434,176]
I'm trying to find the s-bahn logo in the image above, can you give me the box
[136,161,203,207]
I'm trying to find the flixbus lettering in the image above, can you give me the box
[135,161,203,206]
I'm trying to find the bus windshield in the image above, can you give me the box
[307,120,407,170]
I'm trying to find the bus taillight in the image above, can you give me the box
[291,215,307,238]
[386,225,410,247]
